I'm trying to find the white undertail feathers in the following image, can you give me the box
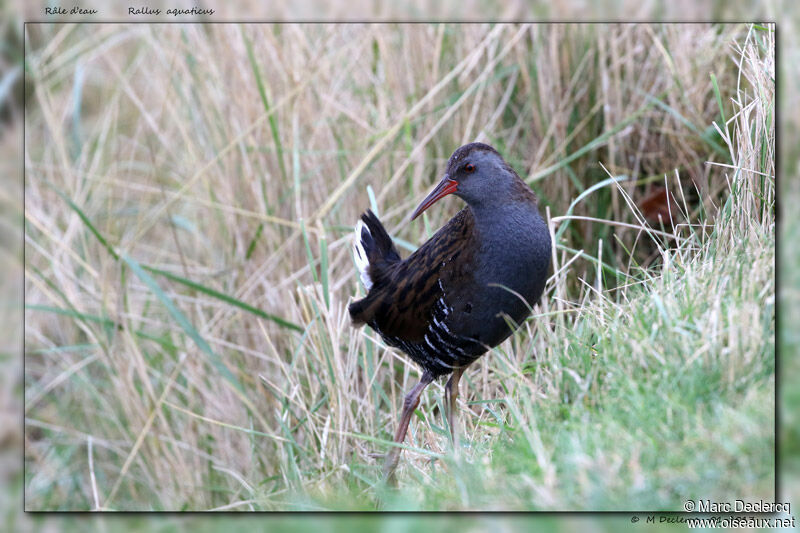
[353,219,373,290]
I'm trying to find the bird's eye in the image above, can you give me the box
[464,163,475,173]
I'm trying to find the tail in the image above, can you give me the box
[350,210,401,324]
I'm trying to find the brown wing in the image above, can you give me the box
[356,209,477,342]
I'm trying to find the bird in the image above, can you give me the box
[349,142,551,479]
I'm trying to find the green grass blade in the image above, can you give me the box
[146,266,303,333]
[643,92,729,158]
[48,181,304,333]
[554,174,629,242]
[300,219,319,284]
[710,72,726,125]
[245,222,264,260]
[241,26,287,183]
[367,185,378,216]
[526,98,657,184]
[26,304,178,351]
[48,185,119,260]
[120,252,245,395]
[319,227,329,309]
[26,303,117,329]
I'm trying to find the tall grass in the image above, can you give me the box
[23,23,773,510]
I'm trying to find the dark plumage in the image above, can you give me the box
[350,142,551,478]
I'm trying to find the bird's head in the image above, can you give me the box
[410,142,522,220]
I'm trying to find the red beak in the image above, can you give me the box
[410,176,458,220]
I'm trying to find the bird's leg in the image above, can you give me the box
[444,366,464,449]
[383,371,434,480]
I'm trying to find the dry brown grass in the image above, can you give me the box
[23,23,773,510]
